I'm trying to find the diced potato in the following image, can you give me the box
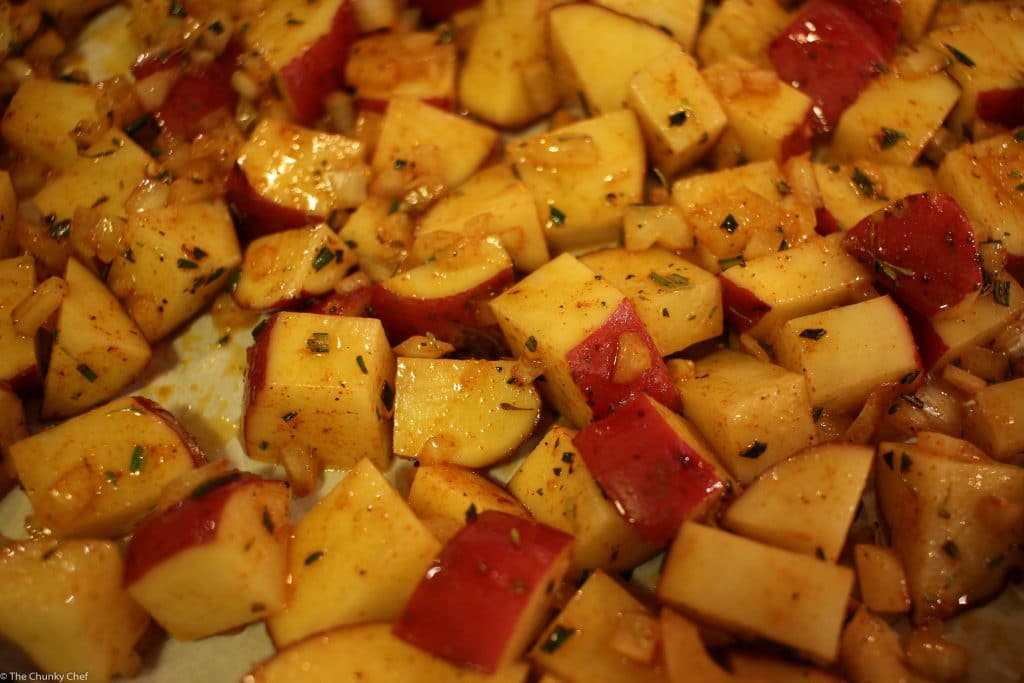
[592,0,702,51]
[338,197,413,282]
[721,442,873,558]
[459,0,557,128]
[0,170,16,258]
[968,377,1024,460]
[346,31,456,105]
[729,653,844,683]
[875,441,1024,622]
[0,385,28,495]
[854,544,912,614]
[248,622,529,683]
[696,0,789,69]
[393,357,541,468]
[508,424,655,574]
[657,523,854,662]
[660,609,735,683]
[774,295,922,414]
[902,0,942,42]
[234,224,357,311]
[267,459,441,647]
[702,56,812,164]
[626,46,727,177]
[0,539,148,683]
[830,68,960,166]
[42,258,151,418]
[579,247,722,356]
[10,395,202,537]
[507,111,645,253]
[548,3,678,114]
[814,162,937,230]
[840,608,931,683]
[372,97,498,189]
[720,233,873,342]
[622,204,694,252]
[243,312,395,471]
[531,571,664,683]
[679,350,819,483]
[0,79,105,169]
[407,463,529,543]
[0,255,41,392]
[32,135,152,225]
[415,165,549,272]
[107,200,241,342]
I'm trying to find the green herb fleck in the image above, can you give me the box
[177,258,198,270]
[851,167,876,198]
[878,127,907,149]
[562,451,574,464]
[525,335,538,352]
[258,440,268,450]
[648,271,691,289]
[509,527,521,547]
[549,206,566,225]
[282,411,298,423]
[304,550,323,565]
[168,0,186,17]
[306,332,330,354]
[720,213,738,233]
[741,441,767,459]
[775,180,792,196]
[987,554,1005,569]
[541,625,575,653]
[77,364,98,382]
[49,219,71,240]
[356,355,368,374]
[208,20,224,34]
[465,503,478,523]
[393,158,407,170]
[668,110,688,127]
[900,453,913,473]
[944,43,975,67]
[812,406,824,423]
[380,381,394,411]
[190,472,242,498]
[129,445,145,474]
[105,471,119,485]
[262,507,275,533]
[883,450,895,469]
[719,255,746,271]
[800,328,826,340]
[312,246,335,271]
[993,278,1011,306]
[875,258,916,283]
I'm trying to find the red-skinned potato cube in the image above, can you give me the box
[412,0,482,21]
[977,88,1024,130]
[303,285,374,317]
[226,165,314,240]
[371,238,514,345]
[393,510,573,673]
[245,0,359,124]
[767,0,889,133]
[124,473,290,641]
[143,44,240,139]
[842,192,983,319]
[572,394,732,547]
[567,299,679,418]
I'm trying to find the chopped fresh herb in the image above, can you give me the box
[775,179,792,196]
[286,16,303,24]
[125,115,151,135]
[851,167,876,198]
[812,406,824,423]
[901,370,921,385]
[436,27,454,45]
[191,246,208,260]
[1016,130,1024,142]
[306,332,330,354]
[799,328,827,340]
[393,158,407,169]
[648,271,692,289]
[652,167,668,188]
[562,451,574,464]
[190,472,242,499]
[577,91,592,117]
[875,258,915,283]
[122,247,135,263]
[76,363,98,382]
[901,394,925,409]
[944,43,975,67]
[900,453,913,473]
[541,625,575,653]
[662,307,670,317]
[304,550,323,565]
[719,255,746,270]
[878,127,907,149]
[168,0,187,17]
[282,411,298,423]
[993,278,1011,306]
[312,246,335,271]
[883,450,895,469]
[177,258,198,269]
[549,206,566,225]
[779,239,790,251]
[262,507,275,533]
[668,110,688,127]
[389,198,400,214]
[720,213,738,233]
[465,503,478,523]
[49,219,71,240]
[258,440,268,450]
[741,441,767,459]
[209,19,224,34]
[356,355,368,374]
[129,445,145,474]
[226,269,241,294]
[941,540,960,559]
[380,381,394,411]
[525,335,538,352]
[105,471,119,485]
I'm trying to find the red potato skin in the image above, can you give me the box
[225,165,317,240]
[302,286,374,317]
[393,510,572,673]
[370,268,514,344]
[842,0,902,58]
[566,298,680,418]
[768,0,889,134]
[976,89,1024,129]
[1006,254,1024,285]
[719,276,771,332]
[133,45,240,140]
[842,192,983,319]
[356,96,453,114]
[410,0,482,22]
[5,366,41,397]
[133,396,208,468]
[243,313,280,424]
[815,207,843,236]
[572,394,727,547]
[278,0,359,124]
[123,473,273,584]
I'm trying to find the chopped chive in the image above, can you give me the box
[993,279,1011,306]
[105,471,119,485]
[900,453,913,473]
[882,450,895,469]
[393,158,407,169]
[779,239,790,251]
[525,335,538,352]
[648,271,692,289]
[549,206,566,225]
[741,441,767,459]
[718,255,746,270]
[168,0,186,17]
[76,363,98,382]
[177,258,198,269]
[944,43,975,67]
[49,219,71,240]
[190,472,242,499]
[124,114,151,135]
[262,507,275,533]
[720,213,738,233]
[304,550,323,565]
[878,127,907,149]
[562,451,574,464]
[799,328,827,340]
[812,406,824,423]
[775,179,792,196]
[1016,130,1024,142]
[668,110,688,127]
[356,355,368,374]
[312,246,335,271]
[282,411,298,423]
[380,381,394,411]
[465,503,478,523]
[987,554,1005,569]
[225,269,241,294]
[258,440,269,450]
[208,20,224,34]
[875,258,916,283]
[129,445,145,474]
[306,331,330,354]
[540,625,575,653]
[851,167,876,198]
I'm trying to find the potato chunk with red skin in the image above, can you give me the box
[394,510,573,674]
[842,192,983,319]
[573,394,731,547]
